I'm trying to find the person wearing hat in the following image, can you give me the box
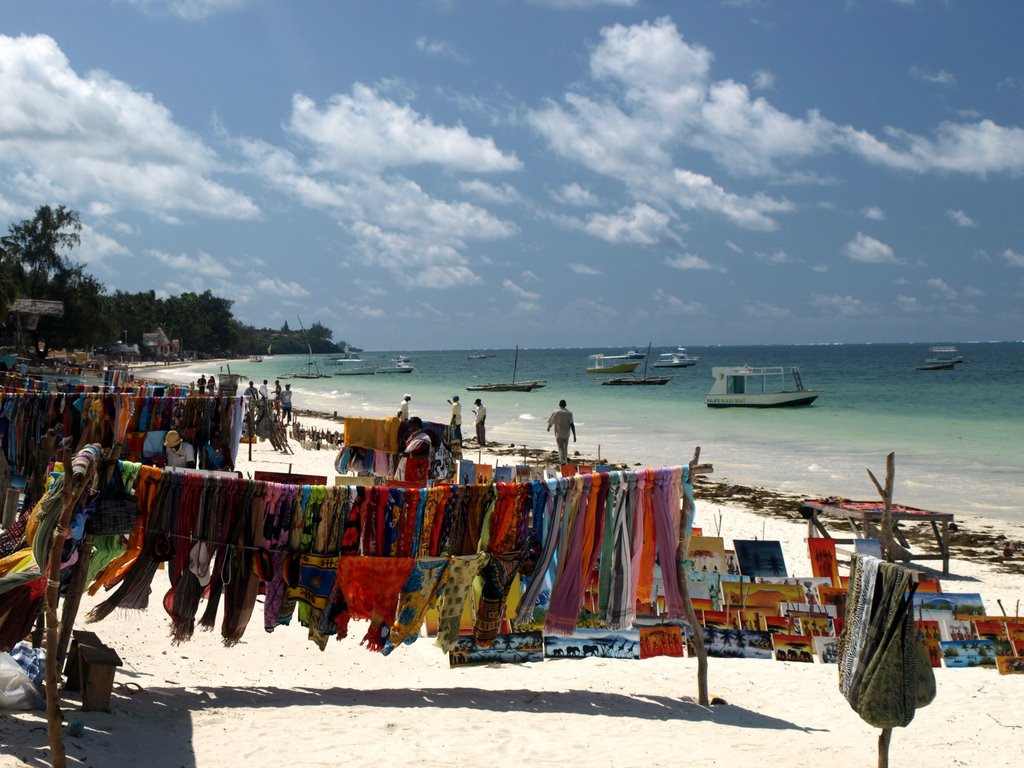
[164,429,196,468]
[397,393,411,421]
[448,394,462,442]
[473,398,486,447]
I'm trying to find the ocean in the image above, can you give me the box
[157,341,1024,523]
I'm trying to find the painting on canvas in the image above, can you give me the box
[639,625,684,659]
[771,634,815,663]
[545,629,640,660]
[702,626,773,660]
[734,539,788,577]
[448,631,543,667]
[686,536,728,575]
[813,635,839,664]
[940,639,997,668]
[721,582,804,611]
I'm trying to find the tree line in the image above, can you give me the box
[0,205,348,357]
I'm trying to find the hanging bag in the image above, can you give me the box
[87,466,139,536]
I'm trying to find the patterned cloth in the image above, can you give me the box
[435,552,488,652]
[336,555,416,651]
[474,550,526,647]
[383,556,451,654]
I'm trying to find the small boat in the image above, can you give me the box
[280,316,328,378]
[624,349,646,360]
[468,352,496,359]
[706,366,822,408]
[917,346,963,370]
[390,354,411,364]
[587,354,641,374]
[248,355,263,363]
[332,366,377,376]
[652,347,699,368]
[376,362,414,374]
[602,343,674,385]
[466,345,546,392]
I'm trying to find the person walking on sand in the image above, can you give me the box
[547,399,576,465]
[259,379,270,400]
[206,375,216,395]
[397,393,411,421]
[473,398,486,447]
[280,383,293,424]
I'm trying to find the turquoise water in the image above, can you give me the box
[165,342,1024,522]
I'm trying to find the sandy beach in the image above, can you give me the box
[2,413,1023,768]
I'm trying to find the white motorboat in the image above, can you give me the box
[652,347,699,368]
[706,366,822,408]
[917,346,963,370]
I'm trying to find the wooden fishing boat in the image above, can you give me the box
[466,345,546,392]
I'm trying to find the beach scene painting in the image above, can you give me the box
[734,539,788,577]
[448,631,543,668]
[940,639,998,668]
[703,627,774,660]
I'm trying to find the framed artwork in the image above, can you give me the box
[807,537,840,586]
[939,639,997,668]
[686,536,728,575]
[813,635,839,664]
[702,626,773,660]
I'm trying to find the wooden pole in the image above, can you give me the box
[677,446,712,706]
[44,450,98,768]
[866,452,896,768]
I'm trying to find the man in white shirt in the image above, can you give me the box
[259,380,270,399]
[449,395,462,441]
[164,430,196,468]
[473,398,486,446]
[397,394,411,421]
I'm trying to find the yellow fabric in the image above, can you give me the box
[343,416,400,453]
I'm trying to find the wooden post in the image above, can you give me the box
[44,449,98,768]
[866,452,896,768]
[677,446,713,707]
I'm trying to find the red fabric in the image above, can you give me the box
[335,556,416,651]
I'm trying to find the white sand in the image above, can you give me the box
[2,415,1022,767]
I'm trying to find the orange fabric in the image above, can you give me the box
[636,472,657,605]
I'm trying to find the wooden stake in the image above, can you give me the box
[45,453,98,768]
[677,446,712,706]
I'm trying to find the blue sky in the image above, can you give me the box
[2,0,1023,350]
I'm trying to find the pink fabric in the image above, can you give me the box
[651,467,685,617]
[544,474,595,636]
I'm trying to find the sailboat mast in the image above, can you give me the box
[512,345,519,384]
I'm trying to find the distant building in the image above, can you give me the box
[142,327,171,358]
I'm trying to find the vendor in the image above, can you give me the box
[396,416,432,483]
[164,430,196,468]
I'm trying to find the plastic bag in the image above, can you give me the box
[0,652,45,710]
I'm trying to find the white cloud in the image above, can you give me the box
[664,252,719,271]
[0,35,258,221]
[752,69,775,91]
[415,37,468,64]
[151,249,232,279]
[1002,248,1024,267]
[502,279,541,301]
[119,0,256,20]
[584,203,672,244]
[946,208,976,227]
[725,239,743,253]
[256,278,310,298]
[909,66,957,86]
[77,225,130,267]
[743,300,792,319]
[673,169,792,230]
[552,183,599,207]
[754,249,793,265]
[568,263,602,275]
[896,294,922,312]
[653,288,704,315]
[840,120,1024,176]
[926,277,957,299]
[862,206,886,221]
[844,232,897,263]
[811,293,871,316]
[288,86,521,174]
[459,179,522,205]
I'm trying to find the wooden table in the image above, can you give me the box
[799,498,954,575]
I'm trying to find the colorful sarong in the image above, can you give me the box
[435,552,488,652]
[336,556,416,651]
[383,556,451,654]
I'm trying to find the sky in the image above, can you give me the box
[2,0,1023,351]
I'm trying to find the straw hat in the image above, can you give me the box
[164,430,183,448]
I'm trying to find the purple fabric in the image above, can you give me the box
[651,467,685,618]
[544,474,594,636]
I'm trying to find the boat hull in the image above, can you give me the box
[651,360,696,368]
[587,361,641,374]
[603,376,673,385]
[916,362,955,371]
[466,380,547,392]
[706,391,821,408]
